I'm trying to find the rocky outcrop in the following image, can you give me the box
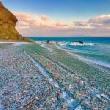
[0,2,25,41]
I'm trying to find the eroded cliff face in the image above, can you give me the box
[0,2,24,40]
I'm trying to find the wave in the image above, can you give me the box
[68,42,95,46]
[58,45,110,69]
[77,55,110,69]
[58,42,95,47]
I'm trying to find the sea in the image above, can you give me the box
[30,37,110,69]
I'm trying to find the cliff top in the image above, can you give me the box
[0,1,17,22]
[0,1,29,41]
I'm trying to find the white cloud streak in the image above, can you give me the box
[14,12,110,37]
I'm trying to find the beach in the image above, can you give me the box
[0,0,110,109]
[0,42,110,110]
[0,43,61,110]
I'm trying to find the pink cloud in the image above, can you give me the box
[14,12,110,37]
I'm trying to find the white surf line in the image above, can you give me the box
[36,42,53,53]
[24,51,82,110]
[0,41,15,43]
[13,42,30,46]
[0,41,24,44]
[56,45,110,69]
[0,41,29,44]
[56,45,110,101]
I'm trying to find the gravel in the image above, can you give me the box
[0,44,59,110]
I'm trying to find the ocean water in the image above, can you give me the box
[30,37,110,69]
[30,37,110,43]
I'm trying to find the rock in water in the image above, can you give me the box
[0,1,24,41]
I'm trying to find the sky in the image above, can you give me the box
[1,0,110,37]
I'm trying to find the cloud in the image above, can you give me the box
[72,15,110,36]
[15,12,71,36]
[14,12,110,37]
[75,15,110,29]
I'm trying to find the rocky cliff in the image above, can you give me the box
[0,2,25,41]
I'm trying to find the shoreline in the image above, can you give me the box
[0,43,110,109]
